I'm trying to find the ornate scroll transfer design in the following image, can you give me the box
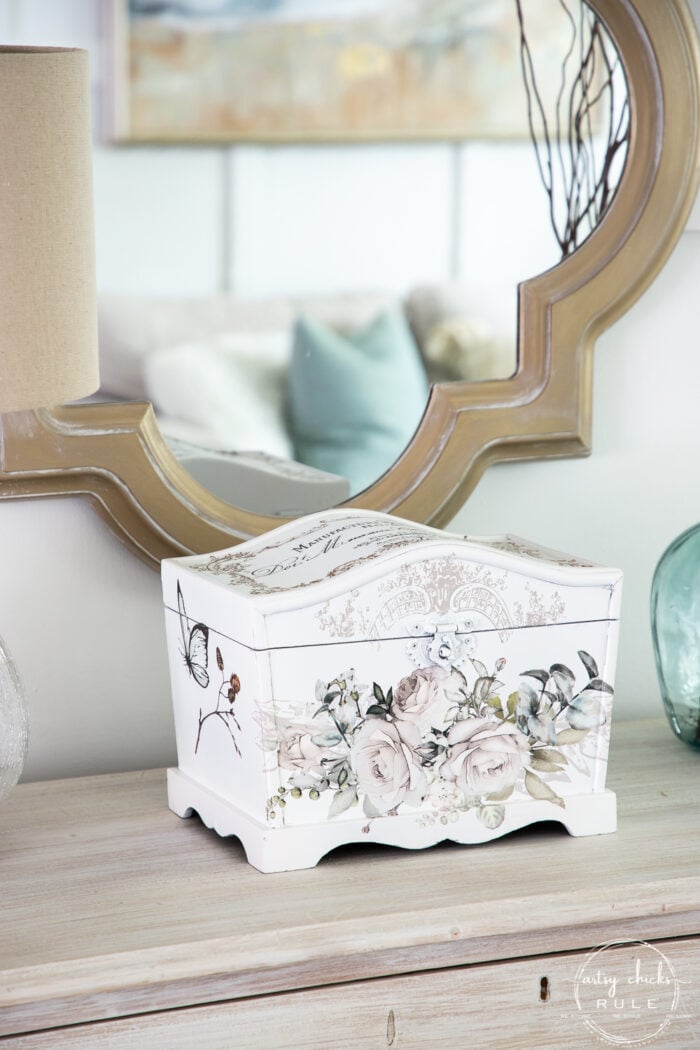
[190,519,429,596]
[452,585,513,640]
[512,583,567,628]
[484,536,596,568]
[314,554,570,646]
[313,556,512,641]
[372,557,513,640]
[380,556,507,607]
[315,590,374,641]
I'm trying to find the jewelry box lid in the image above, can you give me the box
[161,510,623,651]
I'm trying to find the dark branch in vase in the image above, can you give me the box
[515,0,631,258]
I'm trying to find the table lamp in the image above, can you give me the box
[0,46,99,798]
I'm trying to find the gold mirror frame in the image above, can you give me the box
[1,0,698,570]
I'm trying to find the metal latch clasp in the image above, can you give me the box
[405,619,475,669]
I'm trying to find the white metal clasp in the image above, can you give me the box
[404,619,475,669]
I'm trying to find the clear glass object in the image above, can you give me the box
[651,523,700,748]
[0,636,28,801]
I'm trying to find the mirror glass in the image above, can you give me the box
[104,0,628,517]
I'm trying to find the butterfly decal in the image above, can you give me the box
[177,581,209,689]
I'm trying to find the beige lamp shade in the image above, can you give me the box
[0,47,99,411]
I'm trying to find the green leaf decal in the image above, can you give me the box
[524,770,565,807]
[578,650,599,679]
[311,731,343,747]
[550,662,574,679]
[585,679,614,695]
[556,727,590,745]
[363,795,383,818]
[533,748,567,766]
[549,666,574,702]
[530,757,566,774]
[521,669,550,686]
[328,785,358,819]
[477,805,506,829]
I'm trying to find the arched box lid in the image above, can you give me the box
[161,510,622,651]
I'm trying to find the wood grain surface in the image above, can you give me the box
[1,720,698,1041]
[3,940,699,1049]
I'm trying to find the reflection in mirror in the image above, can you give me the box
[515,0,630,257]
[101,0,629,515]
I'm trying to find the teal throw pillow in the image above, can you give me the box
[288,309,429,496]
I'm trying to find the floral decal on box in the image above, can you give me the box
[265,650,613,829]
[175,582,243,757]
[194,644,243,757]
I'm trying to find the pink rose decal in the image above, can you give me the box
[391,666,458,733]
[351,718,427,814]
[442,718,530,799]
[392,668,441,722]
[278,726,327,775]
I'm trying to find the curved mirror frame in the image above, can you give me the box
[0,0,698,569]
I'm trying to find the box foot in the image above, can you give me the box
[167,768,617,874]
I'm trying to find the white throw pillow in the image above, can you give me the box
[98,292,399,400]
[144,331,294,459]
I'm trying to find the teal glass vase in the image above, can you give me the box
[651,524,700,748]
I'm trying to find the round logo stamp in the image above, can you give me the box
[573,940,681,1046]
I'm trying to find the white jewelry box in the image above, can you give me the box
[161,510,622,873]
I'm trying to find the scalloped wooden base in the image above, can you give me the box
[167,768,617,874]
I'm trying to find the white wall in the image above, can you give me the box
[1,0,699,780]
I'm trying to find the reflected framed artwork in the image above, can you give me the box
[110,0,580,143]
